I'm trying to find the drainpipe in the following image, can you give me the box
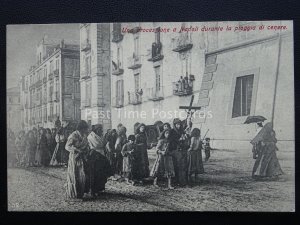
[271,23,282,129]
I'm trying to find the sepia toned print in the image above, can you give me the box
[7,21,294,211]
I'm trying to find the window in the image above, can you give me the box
[85,55,91,75]
[116,80,124,105]
[232,74,254,118]
[50,60,54,73]
[154,66,161,91]
[86,81,92,106]
[134,73,140,91]
[56,59,60,70]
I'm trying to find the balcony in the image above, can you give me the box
[147,87,164,101]
[81,73,91,80]
[112,30,123,43]
[172,79,193,96]
[112,61,124,76]
[127,54,142,70]
[172,36,193,53]
[36,80,42,87]
[128,91,142,105]
[147,42,164,62]
[53,92,59,102]
[81,39,91,52]
[84,99,91,107]
[53,69,59,77]
[48,73,54,81]
[112,96,124,108]
[43,77,47,83]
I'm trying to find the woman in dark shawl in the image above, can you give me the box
[105,129,118,177]
[87,124,112,197]
[133,123,150,183]
[170,118,188,186]
[15,130,26,167]
[35,128,49,166]
[251,122,283,180]
[25,130,37,167]
[65,120,90,200]
[114,126,127,177]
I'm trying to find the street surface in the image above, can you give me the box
[7,148,295,211]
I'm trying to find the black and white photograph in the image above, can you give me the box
[6,21,295,211]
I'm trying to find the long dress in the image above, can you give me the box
[251,124,283,178]
[133,132,150,180]
[35,134,49,166]
[65,130,89,199]
[187,137,204,175]
[87,131,112,194]
[121,142,135,179]
[15,135,26,166]
[25,137,36,166]
[50,130,68,166]
[150,139,175,178]
[114,135,126,175]
[170,128,188,185]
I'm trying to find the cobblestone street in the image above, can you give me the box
[7,149,295,211]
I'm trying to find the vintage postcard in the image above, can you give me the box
[6,21,294,211]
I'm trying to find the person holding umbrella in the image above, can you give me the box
[244,116,283,180]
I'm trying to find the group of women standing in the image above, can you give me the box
[8,125,69,168]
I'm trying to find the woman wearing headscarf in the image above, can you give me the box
[65,120,90,200]
[114,125,127,177]
[35,128,50,166]
[15,130,26,167]
[251,122,283,180]
[25,130,37,167]
[187,128,204,185]
[151,129,175,189]
[133,123,150,183]
[170,118,188,186]
[87,124,112,197]
[105,129,118,177]
[50,126,67,166]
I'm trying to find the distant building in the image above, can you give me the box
[79,23,111,131]
[20,36,81,130]
[7,86,21,133]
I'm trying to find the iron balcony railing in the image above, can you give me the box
[147,87,164,101]
[128,91,142,105]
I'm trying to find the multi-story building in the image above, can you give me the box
[20,36,81,130]
[80,21,294,151]
[7,86,21,133]
[79,23,111,131]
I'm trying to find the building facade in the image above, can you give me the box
[111,21,294,150]
[7,86,21,133]
[79,23,111,131]
[80,21,294,151]
[20,37,81,130]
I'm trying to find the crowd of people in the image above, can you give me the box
[7,116,283,201]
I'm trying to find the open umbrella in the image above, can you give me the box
[244,115,267,124]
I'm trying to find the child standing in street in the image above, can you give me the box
[150,129,175,190]
[204,137,211,162]
[187,128,204,185]
[121,135,136,185]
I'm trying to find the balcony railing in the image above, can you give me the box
[147,87,164,101]
[112,30,123,43]
[172,36,193,52]
[84,99,91,107]
[112,96,124,108]
[127,54,142,70]
[112,61,124,76]
[81,73,91,80]
[53,69,59,77]
[128,91,142,105]
[48,72,54,80]
[148,42,164,62]
[172,79,193,96]
[81,39,91,52]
